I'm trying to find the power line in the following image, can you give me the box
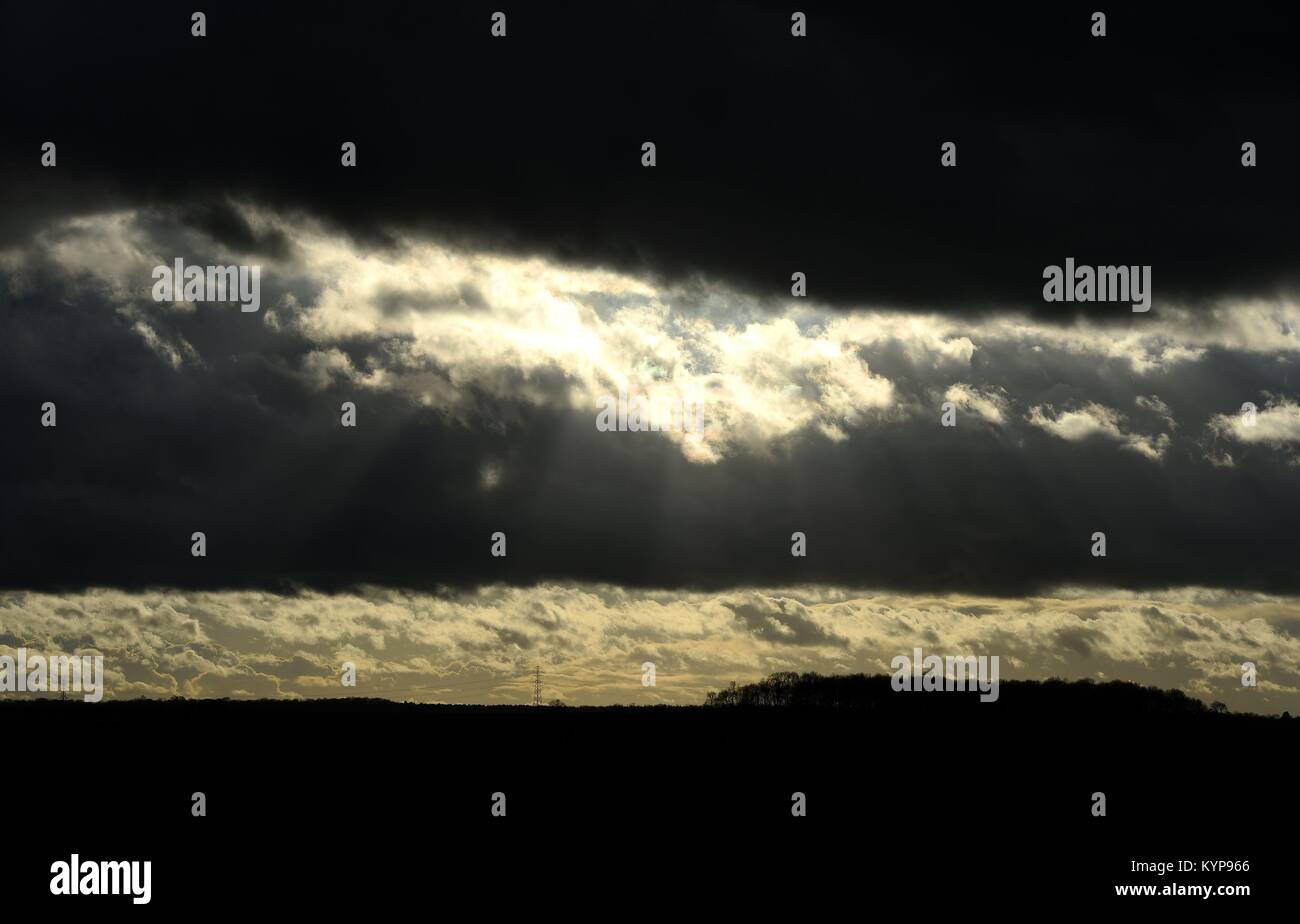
[321,666,650,703]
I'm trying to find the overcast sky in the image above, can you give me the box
[2,2,1298,711]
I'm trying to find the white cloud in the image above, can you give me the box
[1210,399,1300,446]
[1,585,1297,712]
[944,383,1009,424]
[14,204,1300,465]
[1027,402,1170,460]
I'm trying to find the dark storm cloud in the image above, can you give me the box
[162,202,297,263]
[2,204,1300,598]
[2,1,1299,315]
[3,0,1300,601]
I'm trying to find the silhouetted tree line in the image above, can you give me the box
[703,671,1292,720]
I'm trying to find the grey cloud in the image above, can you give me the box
[725,598,849,648]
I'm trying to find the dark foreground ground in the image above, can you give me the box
[1,696,1292,913]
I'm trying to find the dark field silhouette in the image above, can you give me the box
[3,673,1291,910]
[3,668,1285,721]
